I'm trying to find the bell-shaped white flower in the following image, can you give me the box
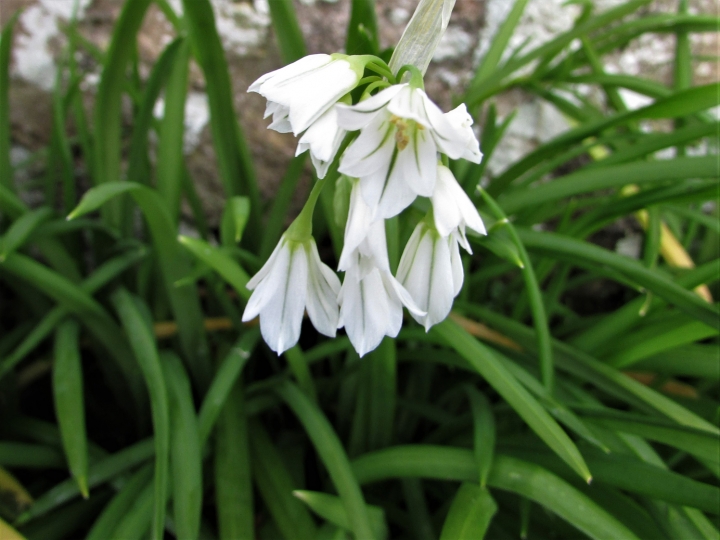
[335,191,424,356]
[242,235,341,355]
[337,83,482,219]
[396,221,465,331]
[249,54,364,136]
[431,164,486,250]
[295,105,347,179]
[338,250,424,357]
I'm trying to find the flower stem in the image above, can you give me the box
[286,177,327,241]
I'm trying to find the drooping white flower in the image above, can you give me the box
[337,83,482,219]
[249,54,363,136]
[338,250,424,357]
[242,235,341,354]
[335,187,424,356]
[295,105,347,179]
[431,164,486,250]
[396,221,465,331]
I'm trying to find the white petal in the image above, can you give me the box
[259,245,308,354]
[394,127,437,197]
[338,267,389,357]
[450,235,464,296]
[358,219,390,272]
[297,106,346,178]
[338,182,374,271]
[423,233,454,331]
[386,270,425,318]
[424,99,476,162]
[443,104,483,164]
[386,86,432,127]
[249,54,330,93]
[397,228,433,321]
[259,59,359,135]
[377,167,418,219]
[339,112,395,176]
[336,84,404,131]
[396,223,424,283]
[305,241,340,337]
[242,241,290,322]
[431,165,462,237]
[440,165,486,235]
[381,273,405,338]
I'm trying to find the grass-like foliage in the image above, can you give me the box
[0,0,718,538]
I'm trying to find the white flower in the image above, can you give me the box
[295,105,347,179]
[335,189,424,356]
[431,164,486,250]
[249,54,362,136]
[337,178,383,272]
[444,104,483,164]
[338,251,424,357]
[242,235,341,354]
[396,221,465,331]
[337,83,482,219]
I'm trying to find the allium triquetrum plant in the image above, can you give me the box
[0,0,718,539]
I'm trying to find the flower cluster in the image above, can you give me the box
[243,54,486,356]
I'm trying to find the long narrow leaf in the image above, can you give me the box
[112,289,169,540]
[52,320,89,498]
[433,319,592,482]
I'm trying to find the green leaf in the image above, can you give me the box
[585,415,720,476]
[112,289,169,540]
[0,12,20,192]
[86,465,153,540]
[0,248,146,380]
[221,196,251,246]
[178,234,252,301]
[0,443,65,469]
[470,0,528,89]
[473,221,524,268]
[52,320,89,498]
[181,0,261,242]
[267,0,306,63]
[156,39,190,223]
[439,483,497,540]
[352,447,639,540]
[276,381,377,540]
[92,0,152,228]
[516,228,720,330]
[1,253,144,406]
[466,305,719,434]
[17,438,154,523]
[126,37,184,187]
[605,319,717,368]
[465,387,495,487]
[69,182,209,385]
[433,319,592,482]
[215,383,254,540]
[163,352,202,540]
[249,420,318,540]
[198,330,259,447]
[346,0,379,55]
[0,208,54,261]
[499,155,719,215]
[110,480,154,540]
[294,490,387,540]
